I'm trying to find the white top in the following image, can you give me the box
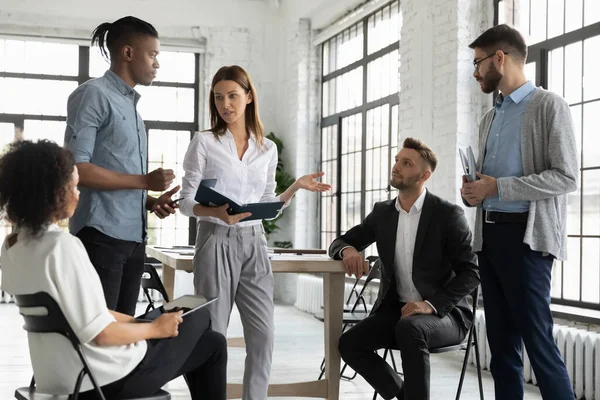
[180,130,282,227]
[394,189,427,303]
[0,224,147,394]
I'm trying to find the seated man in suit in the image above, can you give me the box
[332,137,480,400]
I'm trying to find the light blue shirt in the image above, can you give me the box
[65,70,148,242]
[482,81,535,212]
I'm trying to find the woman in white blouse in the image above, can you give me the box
[179,65,331,399]
[0,140,226,399]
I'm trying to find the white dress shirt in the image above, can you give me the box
[0,224,147,394]
[339,189,436,313]
[394,188,427,303]
[180,130,282,226]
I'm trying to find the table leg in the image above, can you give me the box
[323,272,344,400]
[161,263,175,301]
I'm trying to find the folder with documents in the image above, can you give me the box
[459,146,477,182]
[194,183,285,222]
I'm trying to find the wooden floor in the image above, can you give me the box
[0,302,544,399]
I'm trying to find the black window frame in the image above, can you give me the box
[0,43,201,246]
[319,0,401,249]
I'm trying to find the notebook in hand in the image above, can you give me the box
[136,295,217,322]
[459,146,477,182]
[194,184,284,221]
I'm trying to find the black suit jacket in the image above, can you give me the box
[329,191,480,329]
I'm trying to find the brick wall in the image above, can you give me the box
[399,0,492,229]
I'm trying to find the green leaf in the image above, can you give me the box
[263,132,295,240]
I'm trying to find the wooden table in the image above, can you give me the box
[146,246,346,400]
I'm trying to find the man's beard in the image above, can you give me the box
[390,174,421,191]
[480,63,502,94]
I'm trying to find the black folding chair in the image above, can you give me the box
[374,287,484,400]
[141,263,170,314]
[316,258,400,380]
[341,255,380,313]
[13,292,170,400]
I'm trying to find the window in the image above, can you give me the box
[512,0,600,44]
[146,129,192,246]
[0,40,79,75]
[499,0,600,310]
[0,39,201,247]
[320,1,401,255]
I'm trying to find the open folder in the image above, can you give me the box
[195,183,285,222]
[459,146,477,182]
[136,295,217,322]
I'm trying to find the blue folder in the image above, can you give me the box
[194,183,284,222]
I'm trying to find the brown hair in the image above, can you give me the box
[469,24,527,63]
[402,137,438,172]
[208,65,264,146]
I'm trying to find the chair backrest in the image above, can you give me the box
[14,291,81,348]
[363,257,382,285]
[349,257,382,313]
[141,263,170,305]
[14,291,106,400]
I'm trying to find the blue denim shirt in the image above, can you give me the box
[65,70,147,242]
[482,81,536,213]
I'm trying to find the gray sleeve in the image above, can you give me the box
[496,96,578,201]
[64,85,109,164]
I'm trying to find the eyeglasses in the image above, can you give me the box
[473,51,509,72]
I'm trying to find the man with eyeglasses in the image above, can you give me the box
[461,24,577,399]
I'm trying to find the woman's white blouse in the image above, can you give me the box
[180,130,282,227]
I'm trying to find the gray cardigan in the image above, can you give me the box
[470,87,578,261]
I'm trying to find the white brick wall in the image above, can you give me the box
[399,0,492,229]
[194,24,283,143]
[272,18,322,304]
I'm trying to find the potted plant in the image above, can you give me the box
[263,132,295,248]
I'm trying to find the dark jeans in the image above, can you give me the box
[338,303,466,400]
[479,222,574,400]
[77,227,145,316]
[80,308,227,400]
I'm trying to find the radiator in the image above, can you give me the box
[467,311,600,399]
[296,275,600,399]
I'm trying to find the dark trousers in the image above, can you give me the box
[479,222,574,400]
[80,308,227,400]
[338,304,466,400]
[77,227,145,316]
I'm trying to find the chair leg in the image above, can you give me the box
[382,348,389,362]
[455,326,475,400]
[317,357,325,380]
[346,282,360,306]
[389,349,401,375]
[340,363,358,381]
[473,329,485,400]
[318,357,356,381]
[318,323,349,380]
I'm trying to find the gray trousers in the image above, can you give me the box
[193,221,274,400]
